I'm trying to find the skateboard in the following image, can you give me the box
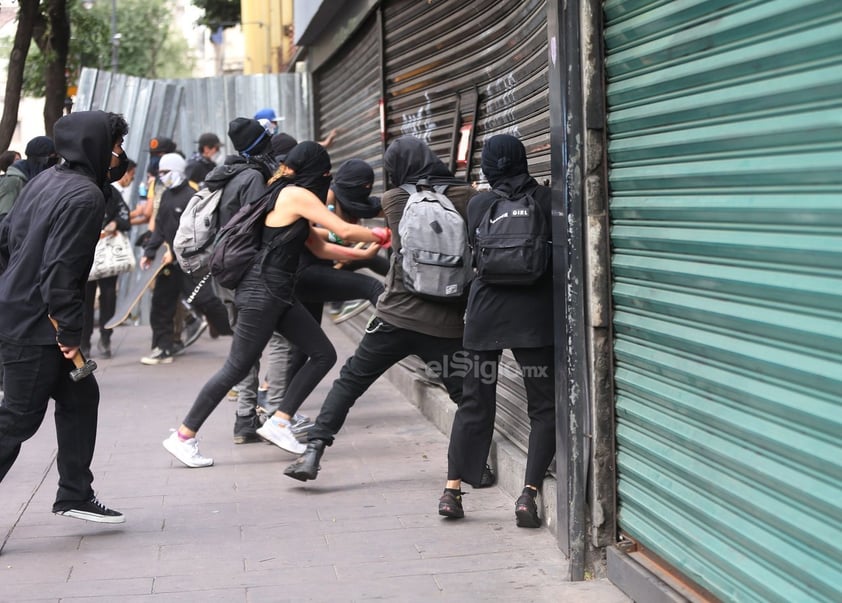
[105,243,170,330]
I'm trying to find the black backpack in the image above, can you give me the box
[208,188,277,290]
[473,189,549,285]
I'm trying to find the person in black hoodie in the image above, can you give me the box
[282,136,477,484]
[439,134,556,527]
[0,110,127,524]
[139,153,233,365]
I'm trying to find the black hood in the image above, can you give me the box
[204,161,257,191]
[383,136,464,188]
[53,111,113,187]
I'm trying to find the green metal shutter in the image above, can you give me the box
[604,1,842,601]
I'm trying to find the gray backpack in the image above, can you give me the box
[173,187,223,274]
[397,182,472,302]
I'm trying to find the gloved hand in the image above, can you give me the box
[371,226,392,248]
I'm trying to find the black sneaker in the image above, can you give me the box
[53,496,125,524]
[140,347,173,365]
[438,489,464,519]
[515,489,541,528]
[233,413,262,444]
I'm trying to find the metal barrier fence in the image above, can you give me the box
[74,68,315,329]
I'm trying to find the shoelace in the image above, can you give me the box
[90,497,111,512]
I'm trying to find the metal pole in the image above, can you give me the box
[110,0,118,72]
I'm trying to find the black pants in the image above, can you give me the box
[307,317,463,444]
[149,264,232,352]
[182,264,337,432]
[82,276,118,347]
[447,346,556,487]
[0,342,99,505]
[285,262,386,382]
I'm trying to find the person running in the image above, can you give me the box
[0,110,128,523]
[162,141,390,468]
[439,134,555,527]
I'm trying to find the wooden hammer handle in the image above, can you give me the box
[48,316,85,368]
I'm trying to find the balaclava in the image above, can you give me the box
[331,158,381,219]
[480,134,529,187]
[158,153,186,189]
[284,141,332,201]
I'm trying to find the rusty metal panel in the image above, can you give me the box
[377,0,550,453]
[313,13,383,191]
[605,0,842,601]
[383,0,550,184]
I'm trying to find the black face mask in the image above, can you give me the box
[108,150,129,183]
[303,174,332,203]
[47,155,59,168]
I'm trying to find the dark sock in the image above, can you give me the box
[445,487,462,497]
[522,487,537,498]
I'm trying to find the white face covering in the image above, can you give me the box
[160,170,184,189]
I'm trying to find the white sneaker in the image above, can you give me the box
[256,419,306,454]
[163,431,214,468]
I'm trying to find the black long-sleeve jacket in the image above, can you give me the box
[143,180,198,259]
[0,111,112,347]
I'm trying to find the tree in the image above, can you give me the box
[0,0,42,150]
[192,0,240,30]
[1,0,194,146]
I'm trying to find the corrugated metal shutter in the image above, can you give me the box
[604,1,842,601]
[314,14,384,191]
[383,0,550,184]
[381,0,549,454]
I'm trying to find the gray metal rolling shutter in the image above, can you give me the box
[604,1,842,600]
[383,0,550,184]
[382,0,550,454]
[314,14,383,190]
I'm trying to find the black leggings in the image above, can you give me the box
[181,264,337,432]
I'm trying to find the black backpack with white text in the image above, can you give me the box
[473,189,549,285]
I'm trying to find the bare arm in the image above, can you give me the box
[268,185,380,244]
[304,228,380,261]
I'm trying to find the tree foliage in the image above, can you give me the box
[16,0,194,96]
[192,0,240,30]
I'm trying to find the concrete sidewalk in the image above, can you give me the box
[1,321,629,602]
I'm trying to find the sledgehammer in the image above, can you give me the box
[49,317,97,381]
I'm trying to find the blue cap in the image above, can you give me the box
[254,107,278,122]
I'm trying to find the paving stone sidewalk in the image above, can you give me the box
[0,322,630,603]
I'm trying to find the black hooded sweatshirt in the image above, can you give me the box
[203,156,269,227]
[462,135,554,350]
[0,111,112,347]
[377,136,476,339]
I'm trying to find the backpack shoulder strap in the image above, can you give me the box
[399,184,417,196]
